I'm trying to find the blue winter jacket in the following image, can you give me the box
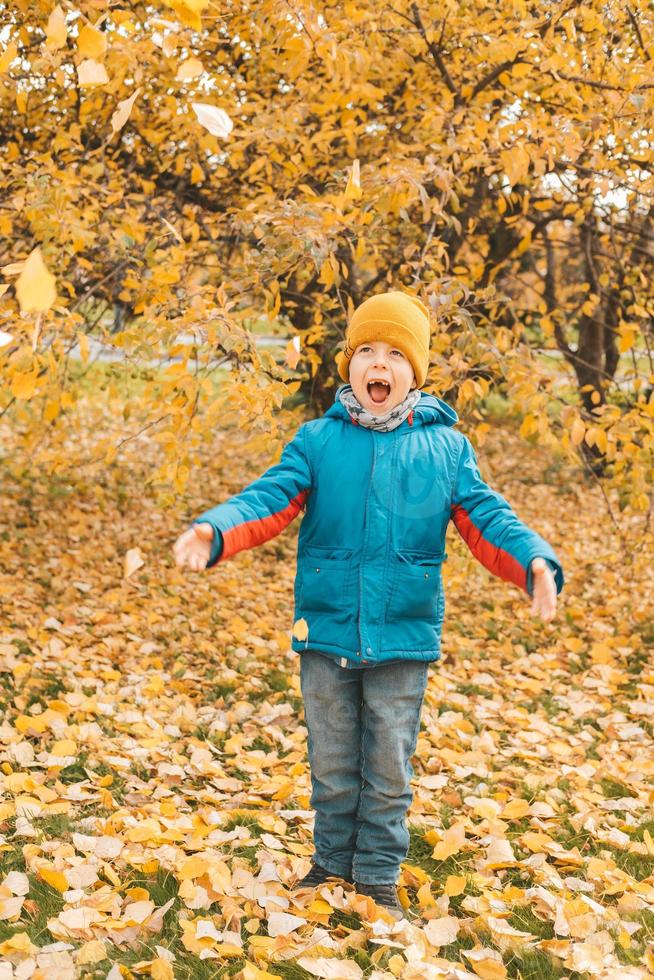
[192,389,564,667]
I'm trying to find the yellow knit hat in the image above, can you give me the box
[335,290,431,388]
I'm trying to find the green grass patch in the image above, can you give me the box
[455,682,495,698]
[221,813,264,836]
[507,905,555,941]
[269,963,315,979]
[249,734,274,753]
[520,693,561,720]
[59,750,93,784]
[87,944,239,980]
[436,928,477,963]
[629,818,654,843]
[263,669,290,693]
[552,816,654,880]
[329,907,362,930]
[406,824,478,881]
[0,873,65,948]
[208,681,237,701]
[613,909,654,967]
[230,845,260,865]
[599,777,635,800]
[34,813,76,840]
[504,946,575,979]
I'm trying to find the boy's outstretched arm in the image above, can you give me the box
[450,435,564,617]
[175,425,312,570]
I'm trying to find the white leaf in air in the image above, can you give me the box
[176,58,204,81]
[110,88,140,135]
[124,547,145,579]
[191,103,233,138]
[77,59,109,87]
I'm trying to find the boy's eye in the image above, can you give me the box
[357,347,403,356]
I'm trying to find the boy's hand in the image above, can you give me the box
[530,557,557,622]
[173,523,214,571]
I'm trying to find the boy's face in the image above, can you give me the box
[348,340,417,415]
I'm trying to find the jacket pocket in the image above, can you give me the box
[298,546,354,614]
[385,550,446,621]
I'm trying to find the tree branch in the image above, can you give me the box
[409,3,458,97]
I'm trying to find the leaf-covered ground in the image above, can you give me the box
[1,397,654,980]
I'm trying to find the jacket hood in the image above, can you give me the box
[324,385,459,428]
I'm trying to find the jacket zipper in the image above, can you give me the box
[358,433,377,662]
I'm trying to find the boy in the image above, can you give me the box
[173,290,563,920]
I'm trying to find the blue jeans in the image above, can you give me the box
[299,650,429,885]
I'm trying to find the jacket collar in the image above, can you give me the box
[324,387,458,429]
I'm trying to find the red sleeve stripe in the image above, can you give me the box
[451,504,527,591]
[219,490,309,562]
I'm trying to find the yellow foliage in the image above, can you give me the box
[15,247,56,313]
[45,6,67,50]
[77,24,108,60]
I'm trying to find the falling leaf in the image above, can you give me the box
[15,246,56,313]
[176,58,204,81]
[110,88,140,136]
[45,5,67,49]
[191,103,233,138]
[124,547,145,578]
[77,24,108,60]
[292,618,309,642]
[285,335,301,370]
[344,159,362,201]
[77,59,109,87]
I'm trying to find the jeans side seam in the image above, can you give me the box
[404,663,429,835]
[352,690,367,862]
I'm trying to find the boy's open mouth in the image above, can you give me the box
[367,380,392,404]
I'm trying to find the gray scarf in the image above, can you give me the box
[336,384,421,432]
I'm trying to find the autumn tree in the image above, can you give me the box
[1,0,653,527]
